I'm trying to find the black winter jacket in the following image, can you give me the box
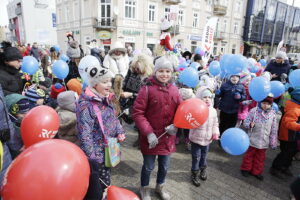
[0,64,24,96]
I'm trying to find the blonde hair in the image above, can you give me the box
[130,53,154,77]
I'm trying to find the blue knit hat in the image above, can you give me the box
[290,87,300,104]
[25,88,45,103]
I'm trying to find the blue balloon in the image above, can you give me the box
[221,128,250,155]
[186,59,191,64]
[21,56,39,75]
[270,81,285,98]
[220,54,233,71]
[178,61,189,69]
[249,77,271,102]
[189,62,200,70]
[179,67,199,88]
[52,60,69,80]
[289,69,300,88]
[225,55,247,75]
[209,61,221,76]
[60,54,70,62]
[53,45,60,52]
[272,102,279,112]
[259,59,267,67]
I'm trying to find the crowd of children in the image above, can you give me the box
[0,37,299,200]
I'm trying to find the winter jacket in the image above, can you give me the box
[132,76,182,155]
[123,69,147,94]
[278,100,300,142]
[0,64,24,96]
[76,87,125,163]
[90,48,103,64]
[0,85,14,186]
[189,106,219,146]
[103,54,129,78]
[218,80,246,114]
[265,59,290,81]
[30,46,40,61]
[65,61,80,84]
[57,107,79,145]
[238,86,253,120]
[243,106,278,149]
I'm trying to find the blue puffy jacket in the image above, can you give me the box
[217,80,246,114]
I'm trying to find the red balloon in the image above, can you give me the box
[174,98,209,129]
[1,139,90,200]
[107,185,140,200]
[21,105,60,148]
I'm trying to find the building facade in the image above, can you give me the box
[7,0,57,45]
[243,0,300,57]
[56,0,247,55]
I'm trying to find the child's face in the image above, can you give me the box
[156,68,172,83]
[202,96,212,107]
[230,76,240,84]
[243,78,251,87]
[261,102,271,110]
[95,78,112,96]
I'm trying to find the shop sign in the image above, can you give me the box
[187,34,202,41]
[123,30,141,36]
[98,31,112,40]
[102,39,111,45]
[124,37,135,43]
[146,32,153,37]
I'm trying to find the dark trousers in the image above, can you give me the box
[84,160,111,200]
[272,140,298,170]
[191,142,209,171]
[219,111,238,135]
[141,154,170,187]
[240,146,267,175]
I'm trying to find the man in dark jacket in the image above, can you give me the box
[30,42,40,62]
[265,51,291,82]
[0,47,24,96]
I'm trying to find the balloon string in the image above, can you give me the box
[157,130,168,140]
[99,177,109,187]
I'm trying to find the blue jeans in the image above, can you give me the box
[141,154,170,187]
[191,142,209,171]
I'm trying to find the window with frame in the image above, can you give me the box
[164,7,170,20]
[206,0,212,11]
[235,1,241,13]
[192,12,198,28]
[178,9,184,25]
[73,1,79,20]
[65,6,70,21]
[148,4,155,22]
[57,8,62,23]
[125,0,136,19]
[233,22,238,34]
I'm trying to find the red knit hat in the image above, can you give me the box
[50,83,66,99]
[261,96,273,104]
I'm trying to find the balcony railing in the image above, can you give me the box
[15,7,22,15]
[214,31,225,40]
[213,4,227,16]
[162,0,182,4]
[94,18,116,29]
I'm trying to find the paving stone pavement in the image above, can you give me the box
[111,124,300,200]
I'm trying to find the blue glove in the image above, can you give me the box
[215,89,221,96]
[173,48,178,54]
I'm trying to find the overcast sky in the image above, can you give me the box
[1,0,300,26]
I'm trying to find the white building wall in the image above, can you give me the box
[7,0,57,45]
[56,0,246,55]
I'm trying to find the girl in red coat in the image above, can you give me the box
[133,56,182,200]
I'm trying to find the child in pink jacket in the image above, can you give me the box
[189,86,220,187]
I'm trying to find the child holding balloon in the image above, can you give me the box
[189,86,219,187]
[76,62,126,199]
[133,56,181,200]
[240,95,278,181]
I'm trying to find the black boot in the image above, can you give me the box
[200,168,207,181]
[191,170,201,187]
[241,170,250,177]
